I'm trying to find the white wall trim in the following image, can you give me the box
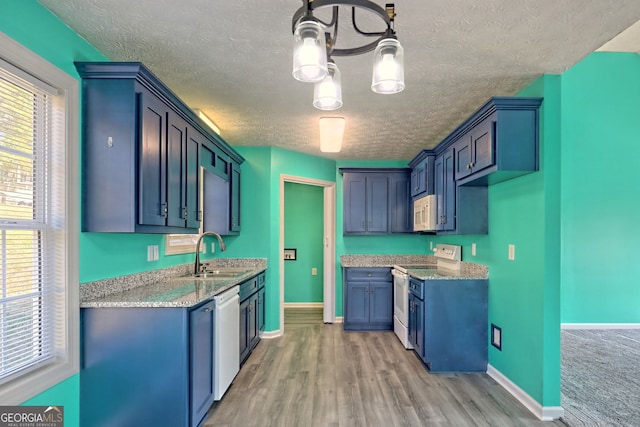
[561,323,640,329]
[334,316,344,324]
[0,32,80,404]
[284,302,324,308]
[279,174,336,334]
[486,364,564,421]
[260,330,283,339]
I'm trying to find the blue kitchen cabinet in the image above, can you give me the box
[409,277,488,372]
[434,146,488,235]
[408,292,425,359]
[239,272,265,364]
[230,161,241,233]
[454,114,495,181]
[202,145,241,236]
[342,172,388,233]
[75,61,243,233]
[341,168,412,234]
[445,97,542,186]
[434,148,455,232]
[81,301,218,427]
[389,172,412,233]
[258,284,266,332]
[190,300,216,427]
[409,153,435,197]
[343,268,393,330]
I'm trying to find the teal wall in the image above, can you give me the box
[426,75,562,407]
[284,182,324,303]
[560,52,640,323]
[0,0,108,420]
[232,147,336,330]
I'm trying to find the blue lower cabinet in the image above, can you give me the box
[409,278,488,372]
[343,268,393,331]
[81,304,214,427]
[239,272,265,364]
[190,300,216,427]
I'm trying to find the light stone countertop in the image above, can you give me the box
[80,258,266,308]
[340,254,488,280]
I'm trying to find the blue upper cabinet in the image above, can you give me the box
[448,97,542,186]
[341,168,412,234]
[409,152,435,198]
[434,148,455,232]
[410,96,541,235]
[75,62,243,234]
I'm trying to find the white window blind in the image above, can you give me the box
[0,64,60,382]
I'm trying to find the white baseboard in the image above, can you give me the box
[561,323,640,329]
[260,329,282,339]
[334,316,343,323]
[284,302,323,308]
[486,364,564,421]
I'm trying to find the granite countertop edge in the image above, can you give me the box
[340,254,488,280]
[80,258,267,309]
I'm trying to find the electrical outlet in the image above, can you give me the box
[311,268,317,276]
[491,324,502,351]
[211,243,215,253]
[153,245,159,261]
[147,245,154,262]
[471,243,476,256]
[508,244,515,261]
[429,241,433,250]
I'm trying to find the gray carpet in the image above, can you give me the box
[561,329,640,427]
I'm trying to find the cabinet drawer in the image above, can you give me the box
[345,267,392,281]
[257,272,265,289]
[239,277,258,301]
[409,278,424,299]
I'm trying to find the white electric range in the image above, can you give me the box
[392,244,462,348]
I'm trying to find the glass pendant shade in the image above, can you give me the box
[292,20,328,82]
[313,62,342,110]
[319,117,345,153]
[371,38,405,94]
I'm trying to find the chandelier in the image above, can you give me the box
[292,0,405,111]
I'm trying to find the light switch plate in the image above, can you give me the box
[471,243,476,256]
[508,244,515,261]
[311,268,317,276]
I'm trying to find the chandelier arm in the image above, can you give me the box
[351,6,389,37]
[292,0,390,33]
[330,36,385,56]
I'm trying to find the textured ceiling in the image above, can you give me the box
[38,0,640,160]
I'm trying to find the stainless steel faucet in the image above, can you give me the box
[194,231,227,275]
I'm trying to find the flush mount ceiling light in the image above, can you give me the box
[292,0,404,110]
[319,117,345,152]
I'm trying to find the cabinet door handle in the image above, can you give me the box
[203,307,211,313]
[161,203,168,218]
[183,206,188,219]
[361,220,365,229]
[367,273,372,277]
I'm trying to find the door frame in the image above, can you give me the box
[279,174,336,332]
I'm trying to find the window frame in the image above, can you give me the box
[0,32,79,404]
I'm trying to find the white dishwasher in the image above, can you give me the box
[213,285,240,401]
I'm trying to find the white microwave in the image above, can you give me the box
[413,194,437,232]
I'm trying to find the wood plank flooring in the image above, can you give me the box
[204,309,565,426]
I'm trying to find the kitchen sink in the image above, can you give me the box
[179,267,253,280]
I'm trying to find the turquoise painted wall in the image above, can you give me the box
[284,182,324,303]
[0,0,108,420]
[560,52,640,323]
[231,147,336,330]
[425,75,562,407]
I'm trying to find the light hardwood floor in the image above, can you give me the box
[204,309,566,426]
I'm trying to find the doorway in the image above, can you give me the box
[279,174,336,333]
